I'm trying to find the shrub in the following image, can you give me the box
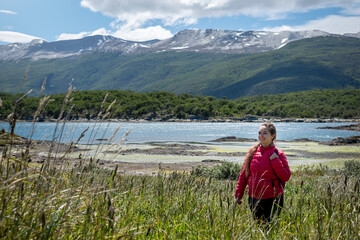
[343,160,360,178]
[191,161,241,180]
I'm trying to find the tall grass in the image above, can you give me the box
[0,156,359,239]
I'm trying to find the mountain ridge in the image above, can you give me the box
[0,31,359,99]
[1,29,356,61]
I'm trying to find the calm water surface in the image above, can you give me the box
[0,121,356,144]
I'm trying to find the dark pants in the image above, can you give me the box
[248,195,284,224]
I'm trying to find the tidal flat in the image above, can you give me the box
[23,139,360,175]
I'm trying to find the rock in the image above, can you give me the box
[317,123,360,131]
[321,135,360,145]
[201,159,222,163]
[293,138,319,142]
[211,136,257,142]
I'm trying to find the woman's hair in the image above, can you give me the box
[242,122,277,178]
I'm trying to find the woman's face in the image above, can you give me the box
[258,125,275,147]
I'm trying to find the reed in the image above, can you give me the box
[1,158,359,239]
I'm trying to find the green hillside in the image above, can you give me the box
[0,36,359,98]
[1,89,359,120]
[212,36,360,98]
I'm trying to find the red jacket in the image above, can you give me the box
[235,145,291,200]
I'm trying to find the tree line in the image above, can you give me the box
[0,89,359,121]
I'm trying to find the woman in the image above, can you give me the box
[234,122,291,224]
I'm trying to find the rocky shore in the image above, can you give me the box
[2,126,360,175]
[4,117,359,124]
[320,135,360,146]
[210,136,257,142]
[317,123,360,131]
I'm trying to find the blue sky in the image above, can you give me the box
[1,0,360,44]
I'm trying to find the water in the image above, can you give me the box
[0,121,356,144]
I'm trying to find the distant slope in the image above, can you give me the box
[0,36,359,98]
[211,36,360,98]
[1,89,359,120]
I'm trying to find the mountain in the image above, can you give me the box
[344,32,360,38]
[151,29,335,54]
[0,29,346,61]
[0,35,156,61]
[0,30,359,99]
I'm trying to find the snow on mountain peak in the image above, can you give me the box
[0,29,356,60]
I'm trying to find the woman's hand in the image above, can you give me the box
[236,198,242,205]
[270,152,278,160]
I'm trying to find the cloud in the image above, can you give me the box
[0,10,17,15]
[56,25,173,42]
[75,0,360,41]
[57,32,91,41]
[80,0,360,28]
[56,28,111,41]
[113,25,173,41]
[262,15,360,34]
[341,2,360,15]
[91,28,111,36]
[0,31,43,43]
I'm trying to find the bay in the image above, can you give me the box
[0,121,356,144]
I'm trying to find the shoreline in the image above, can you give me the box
[2,121,360,175]
[1,117,359,124]
[2,122,360,147]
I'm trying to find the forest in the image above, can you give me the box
[1,36,359,99]
[0,88,359,121]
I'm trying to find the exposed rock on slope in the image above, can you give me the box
[0,29,341,60]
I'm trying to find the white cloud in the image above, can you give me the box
[56,28,112,41]
[0,31,43,43]
[341,3,360,15]
[90,27,111,36]
[262,15,360,34]
[57,31,91,41]
[0,10,17,15]
[56,28,111,41]
[113,25,173,41]
[76,0,360,41]
[56,26,172,42]
[343,8,360,15]
[80,0,360,27]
